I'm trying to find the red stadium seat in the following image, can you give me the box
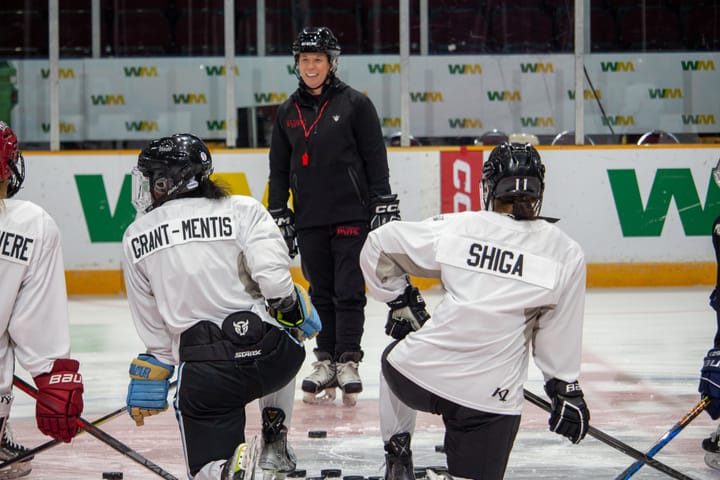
[684,6,720,50]
[175,9,225,55]
[305,9,363,54]
[617,5,682,50]
[488,6,554,53]
[112,10,173,56]
[556,7,619,52]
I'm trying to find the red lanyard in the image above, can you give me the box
[294,99,330,166]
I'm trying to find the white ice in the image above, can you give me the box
[5,286,719,479]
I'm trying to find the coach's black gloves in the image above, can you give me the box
[545,378,589,444]
[369,194,401,230]
[700,348,720,419]
[269,207,298,258]
[385,285,430,340]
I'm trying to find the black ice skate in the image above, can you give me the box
[384,432,415,480]
[703,424,720,470]
[0,421,32,480]
[258,407,296,475]
[302,350,337,404]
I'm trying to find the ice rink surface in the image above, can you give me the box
[5,286,720,479]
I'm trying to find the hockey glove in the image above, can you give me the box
[33,359,84,443]
[269,207,298,258]
[544,378,589,444]
[386,285,431,340]
[127,354,174,426]
[711,288,718,312]
[699,348,720,419]
[268,284,321,341]
[369,194,401,231]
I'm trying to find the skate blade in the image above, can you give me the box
[261,471,287,480]
[0,460,32,480]
[705,451,720,470]
[426,468,453,480]
[342,391,358,407]
[303,387,336,404]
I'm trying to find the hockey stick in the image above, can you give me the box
[523,389,697,480]
[583,65,615,137]
[0,380,178,470]
[615,396,710,479]
[12,376,179,480]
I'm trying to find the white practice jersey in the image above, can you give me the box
[0,200,72,393]
[360,211,586,415]
[122,195,295,365]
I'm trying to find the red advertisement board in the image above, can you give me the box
[440,148,484,213]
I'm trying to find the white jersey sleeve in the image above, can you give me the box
[122,195,295,365]
[0,200,71,392]
[360,217,445,303]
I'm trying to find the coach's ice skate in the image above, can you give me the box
[0,423,32,480]
[221,436,258,480]
[426,468,463,480]
[384,432,415,480]
[302,350,337,404]
[258,408,296,474]
[336,351,363,407]
[703,425,720,470]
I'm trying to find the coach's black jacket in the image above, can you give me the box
[268,78,391,229]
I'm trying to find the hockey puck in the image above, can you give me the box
[287,469,307,478]
[102,473,123,480]
[321,468,342,478]
[308,430,327,438]
[434,444,445,453]
[343,476,365,480]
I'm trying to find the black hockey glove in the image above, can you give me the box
[269,207,298,258]
[369,194,401,230]
[699,348,720,419]
[385,285,430,340]
[544,378,589,444]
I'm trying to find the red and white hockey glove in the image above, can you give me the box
[33,359,84,442]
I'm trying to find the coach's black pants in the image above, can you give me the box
[175,317,305,475]
[297,222,368,356]
[382,342,521,480]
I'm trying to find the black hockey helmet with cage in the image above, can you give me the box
[292,26,341,75]
[0,121,25,198]
[482,142,545,213]
[133,133,213,212]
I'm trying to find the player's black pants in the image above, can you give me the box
[175,314,305,475]
[297,222,368,356]
[382,342,521,480]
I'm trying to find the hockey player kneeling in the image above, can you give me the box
[1,121,85,480]
[360,142,590,480]
[121,133,323,480]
